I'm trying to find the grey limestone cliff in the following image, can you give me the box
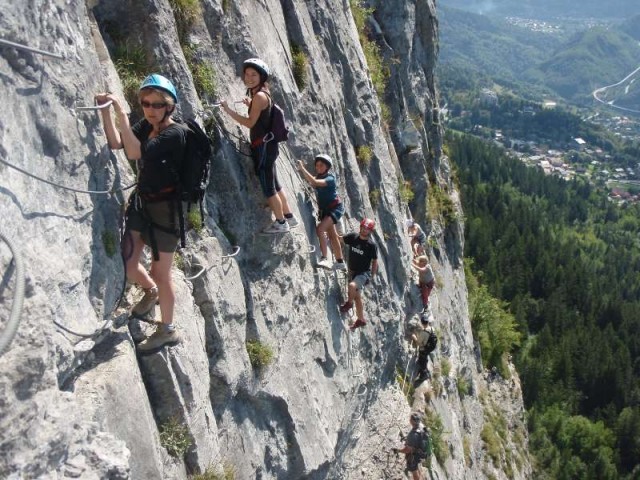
[0,0,531,478]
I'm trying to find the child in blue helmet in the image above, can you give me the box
[297,154,347,271]
[221,58,297,234]
[96,74,185,352]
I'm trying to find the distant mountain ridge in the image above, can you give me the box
[526,27,640,101]
[437,6,561,90]
[438,6,640,105]
[439,0,639,19]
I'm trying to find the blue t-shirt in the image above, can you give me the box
[316,174,338,210]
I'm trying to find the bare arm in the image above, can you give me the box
[96,93,122,149]
[411,259,425,272]
[297,161,328,187]
[221,92,268,129]
[398,445,415,454]
[95,93,141,159]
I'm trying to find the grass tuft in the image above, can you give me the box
[440,357,451,377]
[356,145,373,166]
[102,230,117,258]
[189,463,236,480]
[427,184,457,225]
[423,407,449,465]
[168,0,201,44]
[113,41,148,115]
[184,44,217,100]
[246,340,274,369]
[457,375,470,397]
[399,179,415,204]
[159,417,192,458]
[291,43,308,90]
[187,206,204,235]
[369,188,381,207]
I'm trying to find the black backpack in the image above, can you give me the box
[264,92,289,143]
[176,118,213,248]
[424,330,438,355]
[179,118,212,204]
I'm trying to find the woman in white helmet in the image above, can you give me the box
[221,58,297,234]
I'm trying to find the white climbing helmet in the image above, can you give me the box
[243,58,270,83]
[314,154,333,169]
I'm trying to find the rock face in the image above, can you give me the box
[0,0,531,479]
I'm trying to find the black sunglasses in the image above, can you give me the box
[140,101,168,109]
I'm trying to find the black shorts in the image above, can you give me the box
[406,454,420,472]
[319,202,345,224]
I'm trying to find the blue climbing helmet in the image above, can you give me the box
[139,74,178,102]
[243,58,270,83]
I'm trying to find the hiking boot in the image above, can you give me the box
[263,220,290,234]
[334,261,347,272]
[317,257,332,269]
[339,300,353,313]
[286,215,299,228]
[350,319,367,331]
[137,327,181,353]
[131,286,159,317]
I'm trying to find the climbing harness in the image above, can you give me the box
[0,37,64,60]
[0,157,136,195]
[183,245,241,281]
[0,232,25,356]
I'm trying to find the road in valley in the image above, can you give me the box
[593,65,640,114]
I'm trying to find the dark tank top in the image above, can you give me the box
[249,90,272,142]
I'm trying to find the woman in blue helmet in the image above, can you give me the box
[95,74,185,352]
[221,58,297,234]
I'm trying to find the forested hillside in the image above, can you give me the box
[439,7,640,104]
[527,27,640,101]
[438,6,560,95]
[450,132,640,479]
